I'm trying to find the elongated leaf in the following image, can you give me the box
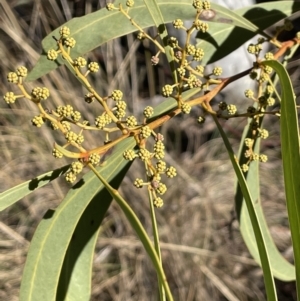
[26,0,258,81]
[20,137,135,301]
[212,115,277,301]
[235,117,295,281]
[0,165,69,211]
[197,1,300,64]
[89,164,174,301]
[262,60,300,292]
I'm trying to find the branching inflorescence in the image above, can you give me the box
[3,0,300,207]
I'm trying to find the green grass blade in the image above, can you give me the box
[0,165,69,211]
[89,164,174,301]
[26,0,259,82]
[197,1,300,64]
[212,114,277,301]
[235,118,295,281]
[19,137,135,301]
[262,60,300,294]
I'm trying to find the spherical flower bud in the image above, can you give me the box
[266,85,274,95]
[168,37,178,48]
[88,62,99,73]
[195,65,204,73]
[202,0,211,9]
[258,128,269,139]
[138,148,151,161]
[156,160,166,173]
[59,26,70,38]
[47,49,58,60]
[154,141,165,152]
[74,57,87,67]
[64,37,76,48]
[247,106,256,114]
[259,73,269,83]
[123,150,137,161]
[137,31,146,40]
[218,101,227,111]
[173,19,184,29]
[116,100,127,111]
[115,109,126,119]
[264,65,273,75]
[32,115,44,127]
[166,166,177,178]
[259,154,268,163]
[154,150,165,160]
[252,153,259,161]
[71,161,84,174]
[264,52,274,60]
[134,178,144,188]
[16,66,27,77]
[162,85,173,97]
[89,153,101,165]
[267,97,275,106]
[76,134,84,144]
[31,87,50,100]
[3,92,16,104]
[65,131,78,143]
[52,148,63,158]
[126,0,134,7]
[247,44,256,54]
[153,197,163,208]
[227,104,237,115]
[197,116,206,124]
[192,0,202,9]
[106,3,115,10]
[156,183,167,195]
[71,111,81,122]
[249,71,258,80]
[84,93,94,103]
[181,103,191,114]
[140,125,152,139]
[186,44,196,56]
[7,72,18,83]
[193,48,205,61]
[95,115,106,129]
[241,164,249,173]
[143,106,154,118]
[65,172,76,183]
[126,115,138,127]
[213,66,222,76]
[244,138,254,148]
[62,121,71,131]
[244,89,254,98]
[111,89,123,101]
[177,67,186,77]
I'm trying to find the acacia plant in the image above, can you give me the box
[1,0,300,300]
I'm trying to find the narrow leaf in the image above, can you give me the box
[89,164,174,301]
[26,0,259,81]
[19,137,135,301]
[235,119,295,281]
[0,165,69,211]
[262,60,300,293]
[212,115,277,301]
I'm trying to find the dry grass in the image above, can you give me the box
[0,0,298,300]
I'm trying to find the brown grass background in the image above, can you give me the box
[0,0,299,300]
